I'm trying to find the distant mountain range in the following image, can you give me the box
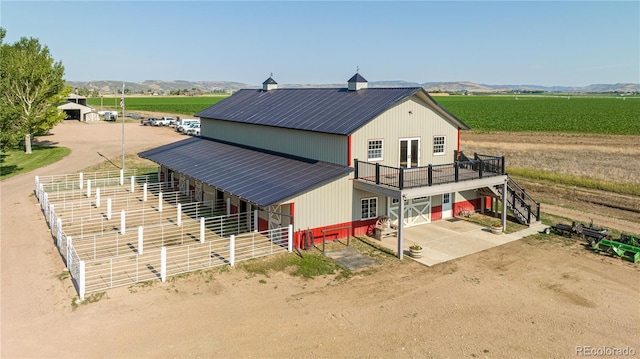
[66,79,640,95]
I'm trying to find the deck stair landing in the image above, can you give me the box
[478,176,541,225]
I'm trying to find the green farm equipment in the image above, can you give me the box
[590,236,640,263]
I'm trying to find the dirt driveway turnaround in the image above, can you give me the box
[1,122,639,358]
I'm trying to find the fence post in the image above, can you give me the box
[159,192,163,212]
[57,218,62,246]
[86,179,91,198]
[288,224,293,252]
[138,226,144,255]
[375,163,380,185]
[120,169,124,186]
[230,235,235,266]
[79,260,86,301]
[143,183,148,202]
[107,198,112,220]
[200,217,205,243]
[130,176,135,193]
[399,168,404,190]
[34,176,39,198]
[177,203,182,226]
[120,210,126,235]
[79,172,83,190]
[96,188,101,208]
[48,203,54,226]
[160,247,167,282]
[253,210,258,232]
[454,162,460,182]
[67,236,72,269]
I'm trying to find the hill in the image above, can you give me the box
[66,80,640,95]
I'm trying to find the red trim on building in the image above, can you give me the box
[293,218,377,249]
[452,198,481,217]
[347,135,352,166]
[431,205,443,221]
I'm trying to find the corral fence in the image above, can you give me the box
[36,170,293,300]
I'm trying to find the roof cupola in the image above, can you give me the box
[347,72,368,91]
[263,74,278,91]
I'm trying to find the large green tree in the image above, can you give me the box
[0,28,70,153]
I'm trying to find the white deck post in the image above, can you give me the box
[130,176,135,193]
[120,169,124,185]
[86,179,91,198]
[288,224,293,252]
[107,198,112,220]
[200,217,205,243]
[397,195,405,260]
[120,210,126,235]
[143,183,148,202]
[160,247,167,282]
[158,192,163,212]
[79,173,83,190]
[177,204,182,226]
[230,235,235,266]
[138,226,144,255]
[79,260,86,301]
[95,188,101,208]
[253,210,258,232]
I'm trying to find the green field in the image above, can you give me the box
[435,95,640,134]
[87,96,227,116]
[88,94,640,135]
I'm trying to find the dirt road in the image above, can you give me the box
[1,122,638,358]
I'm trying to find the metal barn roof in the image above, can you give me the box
[138,137,353,208]
[195,87,426,135]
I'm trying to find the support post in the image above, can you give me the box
[138,226,144,255]
[170,172,175,190]
[143,183,148,202]
[79,260,85,301]
[79,173,83,190]
[35,176,39,197]
[120,169,124,186]
[177,203,182,226]
[86,179,91,198]
[96,188,101,208]
[57,218,62,246]
[130,176,135,193]
[230,235,235,266]
[160,247,167,282]
[501,180,507,231]
[107,198,112,220]
[253,210,258,232]
[288,224,293,252]
[226,198,231,216]
[120,210,126,235]
[159,192,163,212]
[200,217,205,243]
[397,195,405,260]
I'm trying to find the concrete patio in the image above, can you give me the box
[375,218,547,266]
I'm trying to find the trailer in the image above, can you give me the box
[544,221,608,242]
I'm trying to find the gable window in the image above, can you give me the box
[367,139,383,161]
[361,197,378,219]
[433,136,446,155]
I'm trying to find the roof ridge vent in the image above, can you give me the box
[263,73,278,91]
[348,72,368,91]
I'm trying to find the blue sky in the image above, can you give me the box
[2,1,638,87]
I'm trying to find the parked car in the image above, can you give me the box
[153,117,176,127]
[185,123,200,136]
[176,119,200,133]
[141,117,158,126]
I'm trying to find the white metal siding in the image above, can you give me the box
[200,119,348,165]
[351,96,459,167]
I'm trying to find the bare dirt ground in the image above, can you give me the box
[1,122,639,358]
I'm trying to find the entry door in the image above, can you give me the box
[399,138,419,168]
[442,193,452,219]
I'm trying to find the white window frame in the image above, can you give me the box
[433,135,446,156]
[367,139,383,161]
[361,197,378,220]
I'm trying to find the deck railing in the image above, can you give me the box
[354,154,505,190]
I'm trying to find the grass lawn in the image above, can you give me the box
[0,146,70,180]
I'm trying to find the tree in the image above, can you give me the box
[0,28,70,153]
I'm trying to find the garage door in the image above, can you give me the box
[388,196,431,227]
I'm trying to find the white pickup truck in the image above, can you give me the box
[152,117,176,126]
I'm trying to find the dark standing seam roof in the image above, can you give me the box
[195,87,424,135]
[348,73,368,83]
[138,137,353,208]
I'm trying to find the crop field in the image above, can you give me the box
[435,95,640,134]
[87,96,227,116]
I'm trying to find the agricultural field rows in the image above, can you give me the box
[436,95,640,134]
[89,94,640,135]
